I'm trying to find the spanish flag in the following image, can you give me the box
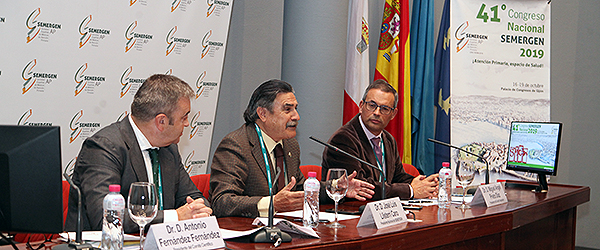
[374,0,411,164]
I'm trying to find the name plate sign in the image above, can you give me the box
[471,182,508,207]
[357,197,407,229]
[144,216,225,250]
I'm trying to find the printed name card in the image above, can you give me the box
[357,197,407,229]
[471,182,508,207]
[144,216,225,250]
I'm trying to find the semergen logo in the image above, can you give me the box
[189,111,212,140]
[17,109,53,126]
[195,71,218,99]
[201,30,224,59]
[206,0,230,17]
[79,15,111,49]
[74,63,106,96]
[120,66,145,98]
[165,26,191,56]
[454,21,488,53]
[21,59,58,94]
[25,8,62,43]
[184,150,206,174]
[125,21,153,53]
[69,110,101,143]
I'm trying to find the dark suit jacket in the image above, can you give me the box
[209,123,327,218]
[322,115,415,200]
[65,117,206,233]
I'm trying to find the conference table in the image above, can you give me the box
[0,181,589,250]
[219,181,589,250]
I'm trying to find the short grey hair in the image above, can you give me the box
[131,74,194,123]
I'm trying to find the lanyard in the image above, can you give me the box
[254,124,287,196]
[371,138,386,182]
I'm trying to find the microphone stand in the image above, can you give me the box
[309,136,386,200]
[251,171,291,247]
[54,173,98,250]
[428,138,490,184]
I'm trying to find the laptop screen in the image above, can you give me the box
[506,121,562,176]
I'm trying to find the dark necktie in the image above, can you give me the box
[371,137,383,165]
[147,148,164,209]
[274,144,286,192]
[371,137,385,181]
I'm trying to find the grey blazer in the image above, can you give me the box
[65,117,206,233]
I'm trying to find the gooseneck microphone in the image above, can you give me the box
[427,138,490,184]
[309,136,386,200]
[251,171,291,247]
[54,173,97,250]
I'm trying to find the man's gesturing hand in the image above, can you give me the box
[273,176,304,212]
[345,170,375,201]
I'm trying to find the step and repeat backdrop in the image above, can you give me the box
[0,0,233,177]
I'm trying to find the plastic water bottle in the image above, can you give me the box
[303,172,320,228]
[101,184,125,250]
[438,162,452,208]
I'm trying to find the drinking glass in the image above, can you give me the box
[455,161,475,210]
[128,182,158,250]
[325,168,348,228]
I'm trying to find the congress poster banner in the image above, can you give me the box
[0,0,233,176]
[450,0,551,184]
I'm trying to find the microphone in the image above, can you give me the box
[54,173,97,250]
[309,136,386,200]
[251,169,291,246]
[427,138,490,184]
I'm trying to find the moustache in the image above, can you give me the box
[286,121,298,128]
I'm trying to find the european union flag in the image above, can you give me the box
[433,0,451,173]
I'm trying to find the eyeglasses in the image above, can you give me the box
[363,101,394,115]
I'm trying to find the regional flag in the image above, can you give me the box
[374,0,412,164]
[343,0,370,124]
[410,0,435,175]
[433,0,451,173]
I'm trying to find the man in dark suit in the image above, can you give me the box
[65,74,212,233]
[322,80,438,200]
[209,79,375,218]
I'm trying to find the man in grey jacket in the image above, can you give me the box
[65,74,211,233]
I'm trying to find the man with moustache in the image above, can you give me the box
[209,79,375,218]
[322,80,438,200]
